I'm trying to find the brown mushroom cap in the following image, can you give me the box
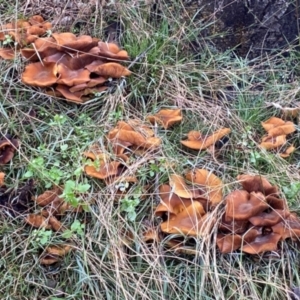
[25,214,52,229]
[181,128,231,150]
[22,61,58,87]
[55,84,86,103]
[90,62,131,78]
[98,41,129,60]
[260,135,286,150]
[147,109,182,129]
[0,137,19,164]
[185,169,223,206]
[241,233,281,254]
[225,190,269,221]
[266,195,289,211]
[155,184,206,218]
[52,33,98,52]
[218,215,249,234]
[108,127,161,150]
[0,48,15,60]
[56,63,91,86]
[237,174,278,196]
[272,213,300,240]
[0,172,5,186]
[35,186,63,206]
[217,234,242,253]
[169,174,202,199]
[160,207,212,237]
[249,209,290,227]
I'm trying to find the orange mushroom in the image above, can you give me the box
[0,137,19,164]
[56,63,91,86]
[55,85,87,103]
[249,209,290,227]
[45,244,72,256]
[35,186,63,207]
[0,172,5,186]
[0,48,15,60]
[225,190,269,221]
[108,124,161,151]
[272,213,300,240]
[259,117,296,157]
[217,233,242,253]
[147,109,183,129]
[169,174,202,199]
[22,62,58,87]
[241,233,281,254]
[181,128,231,150]
[90,62,131,78]
[185,169,223,206]
[160,205,212,237]
[155,184,205,218]
[98,41,129,60]
[237,174,278,196]
[25,214,51,229]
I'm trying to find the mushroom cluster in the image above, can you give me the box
[84,119,161,185]
[154,169,223,237]
[0,15,52,58]
[217,174,300,254]
[259,117,296,157]
[0,15,131,103]
[151,173,300,255]
[24,186,85,265]
[25,186,83,232]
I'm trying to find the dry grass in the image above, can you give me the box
[0,0,300,299]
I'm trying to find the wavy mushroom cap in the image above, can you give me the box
[225,190,269,221]
[237,174,278,196]
[22,61,58,87]
[147,108,182,129]
[185,168,223,206]
[160,205,211,237]
[181,128,231,150]
[241,233,281,254]
[155,184,206,218]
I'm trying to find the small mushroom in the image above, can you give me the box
[272,213,300,240]
[0,172,5,186]
[25,214,51,229]
[0,48,15,60]
[0,137,19,164]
